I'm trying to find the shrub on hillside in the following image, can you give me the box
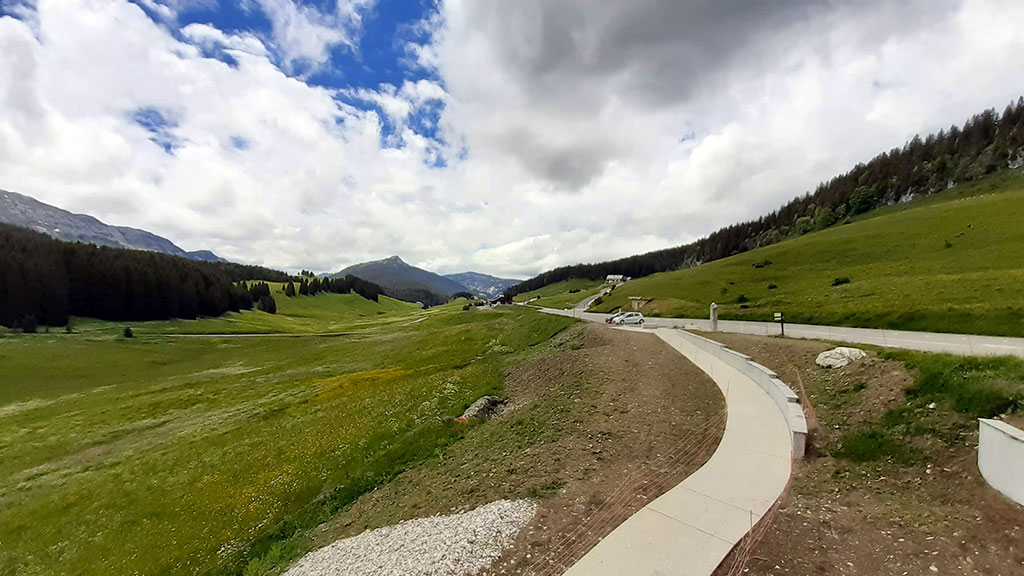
[257,295,277,314]
[794,216,814,236]
[814,206,837,230]
[831,277,851,287]
[20,315,37,333]
[849,186,878,214]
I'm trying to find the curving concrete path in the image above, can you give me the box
[559,324,794,576]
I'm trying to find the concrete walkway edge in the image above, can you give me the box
[559,323,794,576]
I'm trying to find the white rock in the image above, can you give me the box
[284,499,536,576]
[815,347,867,369]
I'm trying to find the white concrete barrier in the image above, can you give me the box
[669,329,808,458]
[978,419,1024,506]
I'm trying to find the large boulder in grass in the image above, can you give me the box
[459,395,506,421]
[816,347,867,369]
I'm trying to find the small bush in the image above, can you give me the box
[735,294,749,304]
[831,277,851,287]
[526,480,565,499]
[257,294,277,314]
[122,326,134,339]
[568,288,581,294]
[20,315,38,334]
[835,429,918,463]
[752,258,773,269]
[462,304,472,311]
[944,239,953,248]
[767,283,778,290]
[849,185,878,214]
[793,216,814,235]
[592,296,604,307]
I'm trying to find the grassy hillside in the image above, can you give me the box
[0,296,573,575]
[513,278,605,309]
[594,170,1024,337]
[70,284,417,336]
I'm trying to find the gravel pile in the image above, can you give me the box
[283,500,537,576]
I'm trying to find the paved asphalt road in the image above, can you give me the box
[538,307,1024,359]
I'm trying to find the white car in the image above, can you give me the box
[612,312,645,326]
[605,312,626,324]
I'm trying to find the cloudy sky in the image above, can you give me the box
[1,0,1023,277]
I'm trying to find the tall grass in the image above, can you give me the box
[834,351,1024,464]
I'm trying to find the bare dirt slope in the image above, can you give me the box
[709,333,1024,576]
[300,323,726,575]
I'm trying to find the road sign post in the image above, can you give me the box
[774,312,785,337]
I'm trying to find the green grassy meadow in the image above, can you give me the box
[594,170,1024,336]
[0,295,573,575]
[513,278,606,309]
[70,284,418,336]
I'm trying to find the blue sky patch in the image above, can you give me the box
[229,136,250,151]
[132,107,181,154]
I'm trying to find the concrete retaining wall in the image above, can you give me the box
[978,419,1024,506]
[666,329,808,459]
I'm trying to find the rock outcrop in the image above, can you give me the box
[815,347,867,369]
[460,395,506,420]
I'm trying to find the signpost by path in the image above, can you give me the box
[774,312,785,337]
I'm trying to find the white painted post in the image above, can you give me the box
[710,302,718,332]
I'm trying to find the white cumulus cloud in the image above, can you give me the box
[1,0,1023,279]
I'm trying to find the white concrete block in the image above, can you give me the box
[978,419,1024,506]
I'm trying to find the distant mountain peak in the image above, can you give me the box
[0,188,224,263]
[333,256,468,306]
[444,271,521,298]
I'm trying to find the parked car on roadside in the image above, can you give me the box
[612,312,645,326]
[605,312,625,324]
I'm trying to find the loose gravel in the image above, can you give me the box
[284,500,537,576]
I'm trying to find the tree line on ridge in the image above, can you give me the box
[507,98,1024,297]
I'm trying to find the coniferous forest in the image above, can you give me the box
[0,223,281,328]
[508,98,1024,297]
[282,275,385,302]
